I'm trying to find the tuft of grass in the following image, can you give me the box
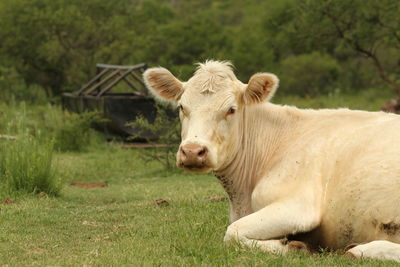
[0,135,61,197]
[0,103,62,197]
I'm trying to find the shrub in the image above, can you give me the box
[0,135,61,197]
[50,111,103,152]
[127,104,180,169]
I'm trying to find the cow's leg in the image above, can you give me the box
[346,240,400,262]
[224,200,320,254]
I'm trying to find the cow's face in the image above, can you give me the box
[143,61,278,173]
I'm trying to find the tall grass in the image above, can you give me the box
[0,107,61,196]
[0,136,60,197]
[0,102,103,197]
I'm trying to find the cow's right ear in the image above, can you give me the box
[143,67,184,104]
[242,73,279,105]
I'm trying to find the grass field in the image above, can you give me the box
[0,144,398,266]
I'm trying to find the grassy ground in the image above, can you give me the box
[0,145,398,266]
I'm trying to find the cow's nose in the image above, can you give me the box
[179,144,208,168]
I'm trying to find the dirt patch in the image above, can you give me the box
[0,198,18,205]
[154,198,169,207]
[204,195,228,202]
[71,183,108,188]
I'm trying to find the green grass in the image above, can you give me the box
[0,145,398,266]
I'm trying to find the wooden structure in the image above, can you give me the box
[61,63,158,138]
[76,63,147,97]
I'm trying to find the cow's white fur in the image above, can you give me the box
[143,60,400,262]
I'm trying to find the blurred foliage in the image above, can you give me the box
[279,52,340,96]
[0,66,48,104]
[0,102,104,152]
[0,0,399,99]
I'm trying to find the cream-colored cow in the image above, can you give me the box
[143,60,400,262]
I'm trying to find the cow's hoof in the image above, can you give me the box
[343,243,361,260]
[344,251,357,260]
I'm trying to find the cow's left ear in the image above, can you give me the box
[242,73,279,104]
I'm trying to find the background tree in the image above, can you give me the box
[0,0,399,109]
[293,0,400,108]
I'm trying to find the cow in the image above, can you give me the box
[143,60,400,262]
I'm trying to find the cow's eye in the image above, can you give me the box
[226,107,236,117]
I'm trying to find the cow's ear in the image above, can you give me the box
[242,73,279,104]
[143,67,184,104]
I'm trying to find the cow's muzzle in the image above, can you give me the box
[178,143,209,170]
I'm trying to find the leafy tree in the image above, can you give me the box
[294,0,400,103]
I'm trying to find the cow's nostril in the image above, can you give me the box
[198,147,207,157]
[180,147,186,156]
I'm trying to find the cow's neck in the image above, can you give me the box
[214,103,300,222]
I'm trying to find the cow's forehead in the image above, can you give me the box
[181,77,239,108]
[180,88,238,111]
[187,71,234,91]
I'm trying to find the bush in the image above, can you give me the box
[0,135,61,197]
[128,104,180,169]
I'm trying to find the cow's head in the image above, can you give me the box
[143,61,278,173]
